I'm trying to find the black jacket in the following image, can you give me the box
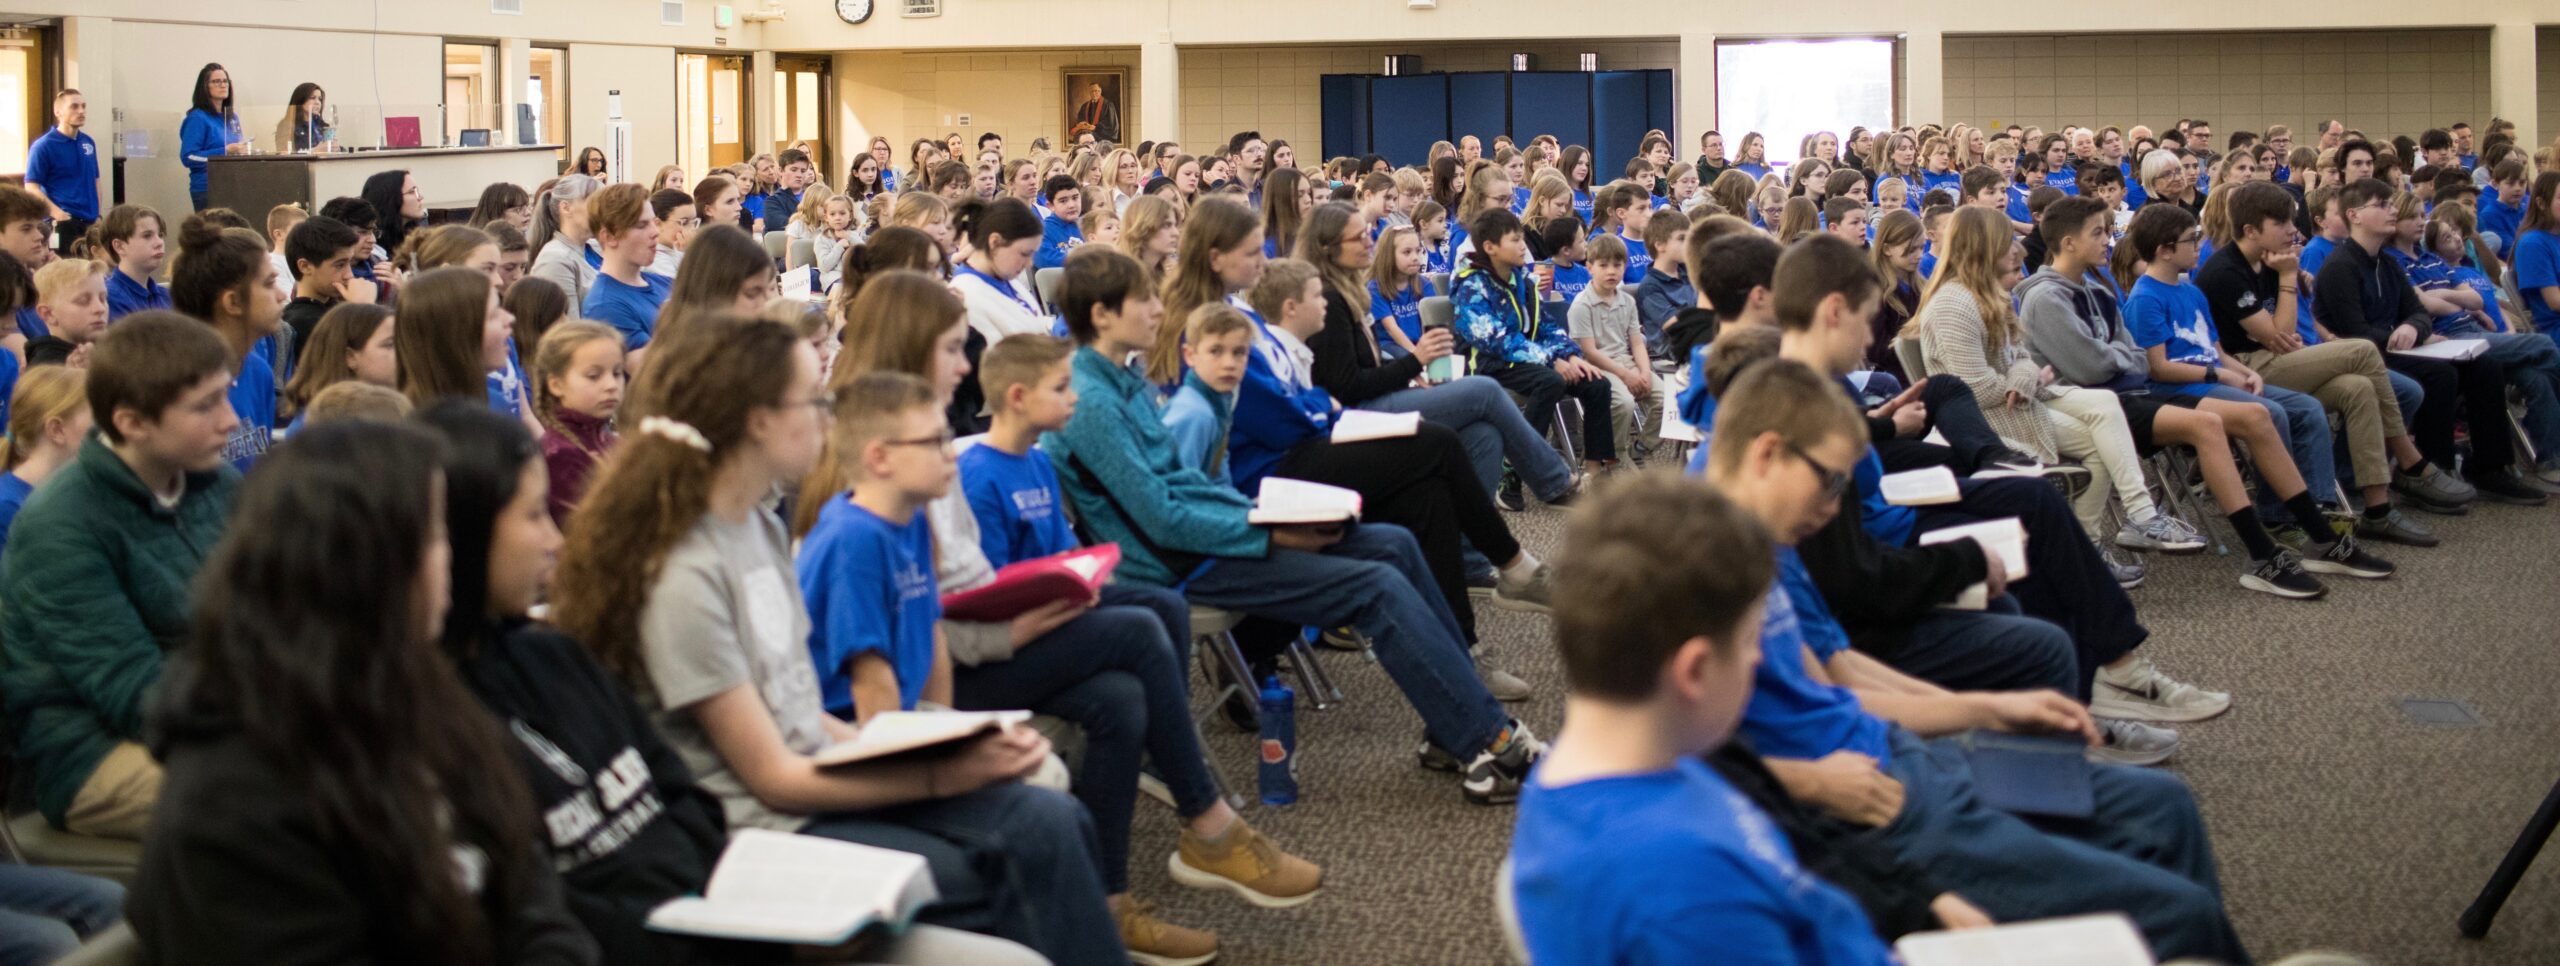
[133,659,601,966]
[1792,481,1990,662]
[1307,282,1427,406]
[2311,238,2428,347]
[1704,740,1946,940]
[458,620,777,966]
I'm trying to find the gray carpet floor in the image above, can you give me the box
[1118,483,2560,965]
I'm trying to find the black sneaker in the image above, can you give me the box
[2473,468,2551,506]
[2303,531,2397,579]
[2240,549,2327,600]
[1496,472,1526,512]
[1460,722,1545,806]
[1466,569,1498,599]
[1539,474,1586,509]
[1416,737,1463,773]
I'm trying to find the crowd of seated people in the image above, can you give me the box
[0,100,2549,964]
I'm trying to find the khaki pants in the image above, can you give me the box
[2240,340,2403,488]
[64,741,161,840]
[2043,388,2156,536]
[1597,370,1658,462]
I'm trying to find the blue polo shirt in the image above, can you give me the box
[797,496,941,717]
[106,269,170,321]
[25,128,99,222]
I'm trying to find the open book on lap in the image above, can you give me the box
[646,828,940,946]
[939,544,1120,622]
[1248,477,1364,526]
[811,710,1033,768]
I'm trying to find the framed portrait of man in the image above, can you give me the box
[1062,68,1126,146]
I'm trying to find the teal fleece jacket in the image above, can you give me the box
[1042,345,1270,587]
[0,434,237,826]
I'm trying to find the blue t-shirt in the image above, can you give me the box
[1511,756,1894,966]
[1548,262,1591,304]
[582,271,673,350]
[1424,236,1453,275]
[1741,550,1895,765]
[1035,214,1084,271]
[26,128,100,222]
[2043,164,2079,196]
[1570,190,1596,225]
[0,470,30,548]
[2298,236,2337,280]
[224,351,276,472]
[106,269,170,321]
[2450,263,2507,332]
[1734,163,1771,183]
[2006,183,2035,225]
[1919,169,1961,204]
[1617,232,1652,286]
[14,306,45,342]
[798,496,940,717]
[2516,230,2560,333]
[2124,274,2222,398]
[1509,186,1532,216]
[2121,161,2148,209]
[1369,279,1430,351]
[957,444,1079,567]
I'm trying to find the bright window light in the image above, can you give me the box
[1715,39,1896,168]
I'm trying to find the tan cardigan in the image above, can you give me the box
[1911,282,2059,461]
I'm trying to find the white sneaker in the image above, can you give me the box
[2088,717,2180,766]
[2089,655,2232,723]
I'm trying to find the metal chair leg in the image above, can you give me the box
[1193,628,1259,810]
[1285,633,1344,710]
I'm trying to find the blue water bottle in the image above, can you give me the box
[1257,676,1299,805]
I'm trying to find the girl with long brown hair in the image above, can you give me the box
[394,266,515,412]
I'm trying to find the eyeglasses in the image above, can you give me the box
[883,429,955,450]
[1784,441,1853,502]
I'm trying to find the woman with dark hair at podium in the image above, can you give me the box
[274,83,334,154]
[179,62,247,211]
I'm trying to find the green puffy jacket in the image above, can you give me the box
[1,434,235,826]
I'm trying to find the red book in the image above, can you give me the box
[938,544,1121,622]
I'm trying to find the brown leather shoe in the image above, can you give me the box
[1112,895,1219,966]
[1167,818,1324,908]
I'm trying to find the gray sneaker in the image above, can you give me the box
[2096,541,2146,589]
[1477,658,1531,703]
[2393,463,2477,511]
[1490,562,1555,614]
[2088,718,2180,766]
[2115,513,2207,554]
[2351,507,2439,549]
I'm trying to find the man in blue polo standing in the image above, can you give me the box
[26,89,99,258]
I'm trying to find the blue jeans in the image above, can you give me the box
[1361,374,1575,500]
[1182,522,1508,758]
[2446,322,2560,464]
[1883,596,2080,695]
[801,783,1124,965]
[950,583,1216,894]
[2204,383,2340,510]
[0,865,121,963]
[1875,730,2249,964]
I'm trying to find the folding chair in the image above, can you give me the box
[760,230,789,268]
[786,237,816,271]
[1033,267,1066,314]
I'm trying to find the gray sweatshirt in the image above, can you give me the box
[2017,267,2148,392]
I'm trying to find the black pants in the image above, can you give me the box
[54,218,92,258]
[2384,352,2514,476]
[1913,476,2148,699]
[1875,375,2017,475]
[1477,357,1617,461]
[1273,421,1521,644]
